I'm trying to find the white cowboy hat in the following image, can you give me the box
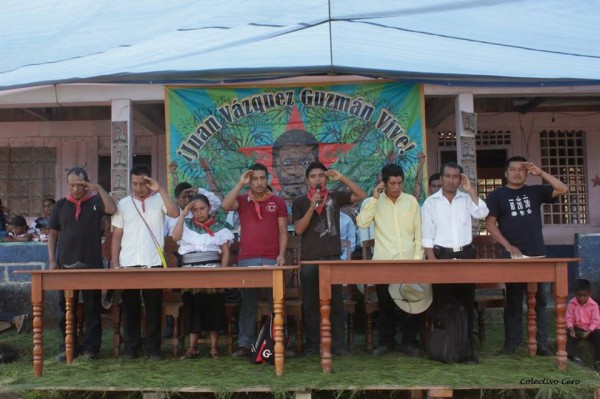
[388,283,433,314]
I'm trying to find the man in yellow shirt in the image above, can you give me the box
[356,164,425,356]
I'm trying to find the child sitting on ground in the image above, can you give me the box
[566,278,600,370]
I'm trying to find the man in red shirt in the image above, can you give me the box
[221,163,288,356]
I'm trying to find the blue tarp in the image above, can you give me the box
[2,0,600,89]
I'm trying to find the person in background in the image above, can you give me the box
[357,198,375,246]
[221,163,288,357]
[485,156,568,356]
[293,161,365,356]
[428,173,442,196]
[4,216,32,242]
[566,278,600,370]
[111,164,179,360]
[339,210,356,260]
[36,220,51,242]
[30,198,56,236]
[0,198,8,235]
[48,167,116,362]
[357,164,424,357]
[172,194,234,360]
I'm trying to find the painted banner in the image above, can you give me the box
[166,81,426,218]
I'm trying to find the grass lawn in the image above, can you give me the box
[0,312,599,399]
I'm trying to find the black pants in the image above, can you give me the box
[301,258,346,352]
[500,250,548,350]
[58,289,102,355]
[504,282,548,350]
[122,288,163,357]
[432,246,476,349]
[567,329,600,361]
[375,284,421,347]
[182,291,225,333]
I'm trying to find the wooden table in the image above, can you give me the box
[303,258,577,373]
[19,266,296,376]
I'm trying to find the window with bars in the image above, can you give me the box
[0,147,56,218]
[539,130,587,224]
[436,130,512,147]
[478,177,504,197]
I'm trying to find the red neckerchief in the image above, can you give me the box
[307,186,328,215]
[247,191,273,220]
[132,191,156,212]
[66,193,93,221]
[191,217,216,236]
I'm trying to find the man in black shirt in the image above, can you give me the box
[48,167,116,362]
[485,156,568,355]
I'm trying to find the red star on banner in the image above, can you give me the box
[238,146,274,170]
[238,106,354,191]
[592,174,600,187]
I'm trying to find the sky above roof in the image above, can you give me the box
[2,0,600,90]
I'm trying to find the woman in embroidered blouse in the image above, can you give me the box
[172,194,234,359]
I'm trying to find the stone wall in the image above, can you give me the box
[0,242,59,320]
[575,233,600,301]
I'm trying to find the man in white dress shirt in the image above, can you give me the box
[421,161,489,363]
[111,164,179,360]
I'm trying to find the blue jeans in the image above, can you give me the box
[237,257,276,348]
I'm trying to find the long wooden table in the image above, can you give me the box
[303,258,577,373]
[19,266,296,376]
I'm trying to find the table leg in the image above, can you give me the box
[31,274,44,377]
[319,265,332,373]
[65,290,75,364]
[272,269,285,376]
[555,293,568,370]
[111,304,121,357]
[554,263,568,370]
[526,283,538,356]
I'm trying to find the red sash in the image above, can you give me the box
[132,192,156,212]
[191,217,216,236]
[247,191,273,220]
[66,193,93,221]
[307,187,328,215]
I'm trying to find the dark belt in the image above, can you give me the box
[433,244,473,254]
[182,259,220,267]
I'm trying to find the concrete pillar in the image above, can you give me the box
[111,99,132,200]
[454,92,478,183]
